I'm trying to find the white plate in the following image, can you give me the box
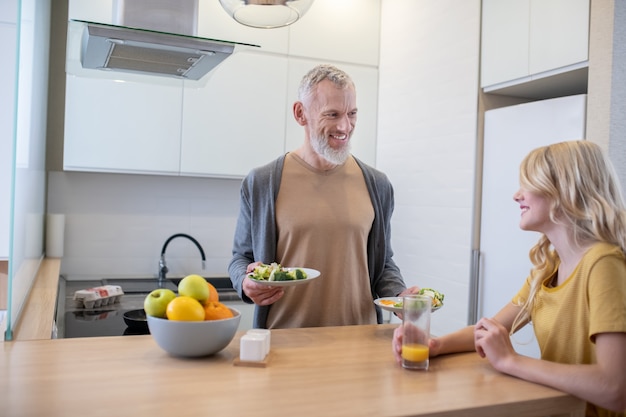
[248,268,321,287]
[374,297,442,313]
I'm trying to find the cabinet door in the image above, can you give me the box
[180,52,288,178]
[481,0,530,87]
[481,0,589,88]
[529,0,589,75]
[288,0,381,67]
[63,75,183,174]
[196,0,289,55]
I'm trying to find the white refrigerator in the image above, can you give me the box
[478,94,587,358]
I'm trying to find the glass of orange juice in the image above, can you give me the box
[401,294,431,370]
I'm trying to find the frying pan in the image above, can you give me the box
[123,309,149,333]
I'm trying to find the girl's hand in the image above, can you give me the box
[392,326,442,365]
[473,317,517,372]
[392,326,404,364]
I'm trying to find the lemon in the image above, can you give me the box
[165,296,205,321]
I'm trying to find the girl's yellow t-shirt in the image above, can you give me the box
[514,242,626,417]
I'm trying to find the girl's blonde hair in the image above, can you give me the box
[511,140,626,332]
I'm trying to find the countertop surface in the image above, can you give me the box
[1,323,585,417]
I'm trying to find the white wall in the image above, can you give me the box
[378,0,481,335]
[608,1,626,191]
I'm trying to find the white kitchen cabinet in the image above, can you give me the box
[481,0,529,87]
[182,54,379,178]
[196,0,288,55]
[288,0,381,67]
[63,74,183,175]
[180,51,289,177]
[481,0,589,89]
[63,18,185,175]
[68,0,113,24]
[528,0,589,75]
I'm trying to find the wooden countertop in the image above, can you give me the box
[0,324,584,417]
[6,258,61,340]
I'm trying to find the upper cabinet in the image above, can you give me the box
[63,73,184,175]
[481,0,589,99]
[63,0,381,178]
[180,51,289,177]
[288,0,380,66]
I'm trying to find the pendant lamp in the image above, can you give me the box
[219,0,315,29]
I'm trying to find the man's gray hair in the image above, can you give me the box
[297,64,355,104]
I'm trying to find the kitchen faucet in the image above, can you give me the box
[158,233,206,284]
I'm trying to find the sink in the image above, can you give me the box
[101,277,235,295]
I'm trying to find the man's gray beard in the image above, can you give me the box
[311,133,352,165]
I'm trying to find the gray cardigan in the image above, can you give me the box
[228,153,407,328]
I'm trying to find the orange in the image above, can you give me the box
[165,296,205,321]
[203,301,234,321]
[206,282,219,303]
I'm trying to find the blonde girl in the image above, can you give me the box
[393,140,626,417]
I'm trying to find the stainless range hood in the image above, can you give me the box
[70,0,259,80]
[76,20,254,80]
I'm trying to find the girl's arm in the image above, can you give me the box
[432,302,522,356]
[391,302,523,362]
[475,319,626,412]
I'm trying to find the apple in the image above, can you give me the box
[143,288,176,318]
[177,274,209,303]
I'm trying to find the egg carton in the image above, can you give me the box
[73,285,124,309]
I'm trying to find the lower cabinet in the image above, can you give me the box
[222,299,255,331]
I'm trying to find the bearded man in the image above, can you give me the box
[228,64,418,329]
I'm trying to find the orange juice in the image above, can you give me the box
[402,343,429,362]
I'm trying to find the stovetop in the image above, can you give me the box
[56,276,239,338]
[59,280,149,338]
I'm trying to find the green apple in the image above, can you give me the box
[177,274,209,303]
[143,288,176,318]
